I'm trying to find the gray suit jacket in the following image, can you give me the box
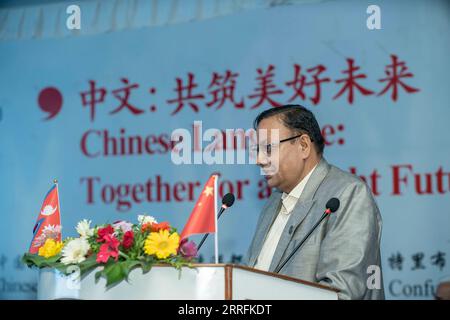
[244,158,384,300]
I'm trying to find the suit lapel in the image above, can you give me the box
[269,158,331,272]
[268,199,315,272]
[248,192,282,267]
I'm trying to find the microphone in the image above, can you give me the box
[274,198,340,273]
[220,193,236,211]
[196,193,235,252]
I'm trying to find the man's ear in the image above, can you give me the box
[298,135,311,158]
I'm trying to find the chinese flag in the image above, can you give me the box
[181,175,218,240]
[29,183,62,254]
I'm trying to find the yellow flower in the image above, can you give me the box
[38,239,63,258]
[144,229,180,259]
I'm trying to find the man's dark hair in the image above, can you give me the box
[253,104,325,154]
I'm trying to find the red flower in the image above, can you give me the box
[152,222,171,232]
[141,223,152,233]
[97,225,114,242]
[141,222,170,233]
[156,222,171,231]
[96,234,120,263]
[122,231,134,249]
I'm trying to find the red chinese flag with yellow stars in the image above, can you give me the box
[181,175,218,240]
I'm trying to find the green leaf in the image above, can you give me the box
[22,253,62,269]
[120,260,141,282]
[51,255,98,277]
[95,270,103,283]
[78,255,98,275]
[139,260,153,274]
[54,263,70,274]
[103,262,126,287]
[44,254,62,264]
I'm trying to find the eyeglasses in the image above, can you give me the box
[251,133,313,157]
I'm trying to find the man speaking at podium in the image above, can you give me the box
[244,105,384,300]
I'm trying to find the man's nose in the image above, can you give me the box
[256,150,269,167]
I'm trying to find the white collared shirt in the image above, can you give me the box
[254,165,317,271]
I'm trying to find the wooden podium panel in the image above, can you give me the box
[37,264,338,300]
[228,265,337,300]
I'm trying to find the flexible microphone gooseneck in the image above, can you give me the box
[274,198,340,273]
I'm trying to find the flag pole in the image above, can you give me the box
[54,178,61,239]
[213,175,219,264]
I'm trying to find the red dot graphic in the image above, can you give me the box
[38,87,63,120]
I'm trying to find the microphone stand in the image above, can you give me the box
[274,210,330,273]
[196,206,227,252]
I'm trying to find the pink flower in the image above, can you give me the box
[113,220,133,233]
[178,238,198,259]
[96,234,120,263]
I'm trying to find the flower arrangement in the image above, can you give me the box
[22,215,198,287]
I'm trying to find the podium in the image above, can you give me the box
[37,264,338,300]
